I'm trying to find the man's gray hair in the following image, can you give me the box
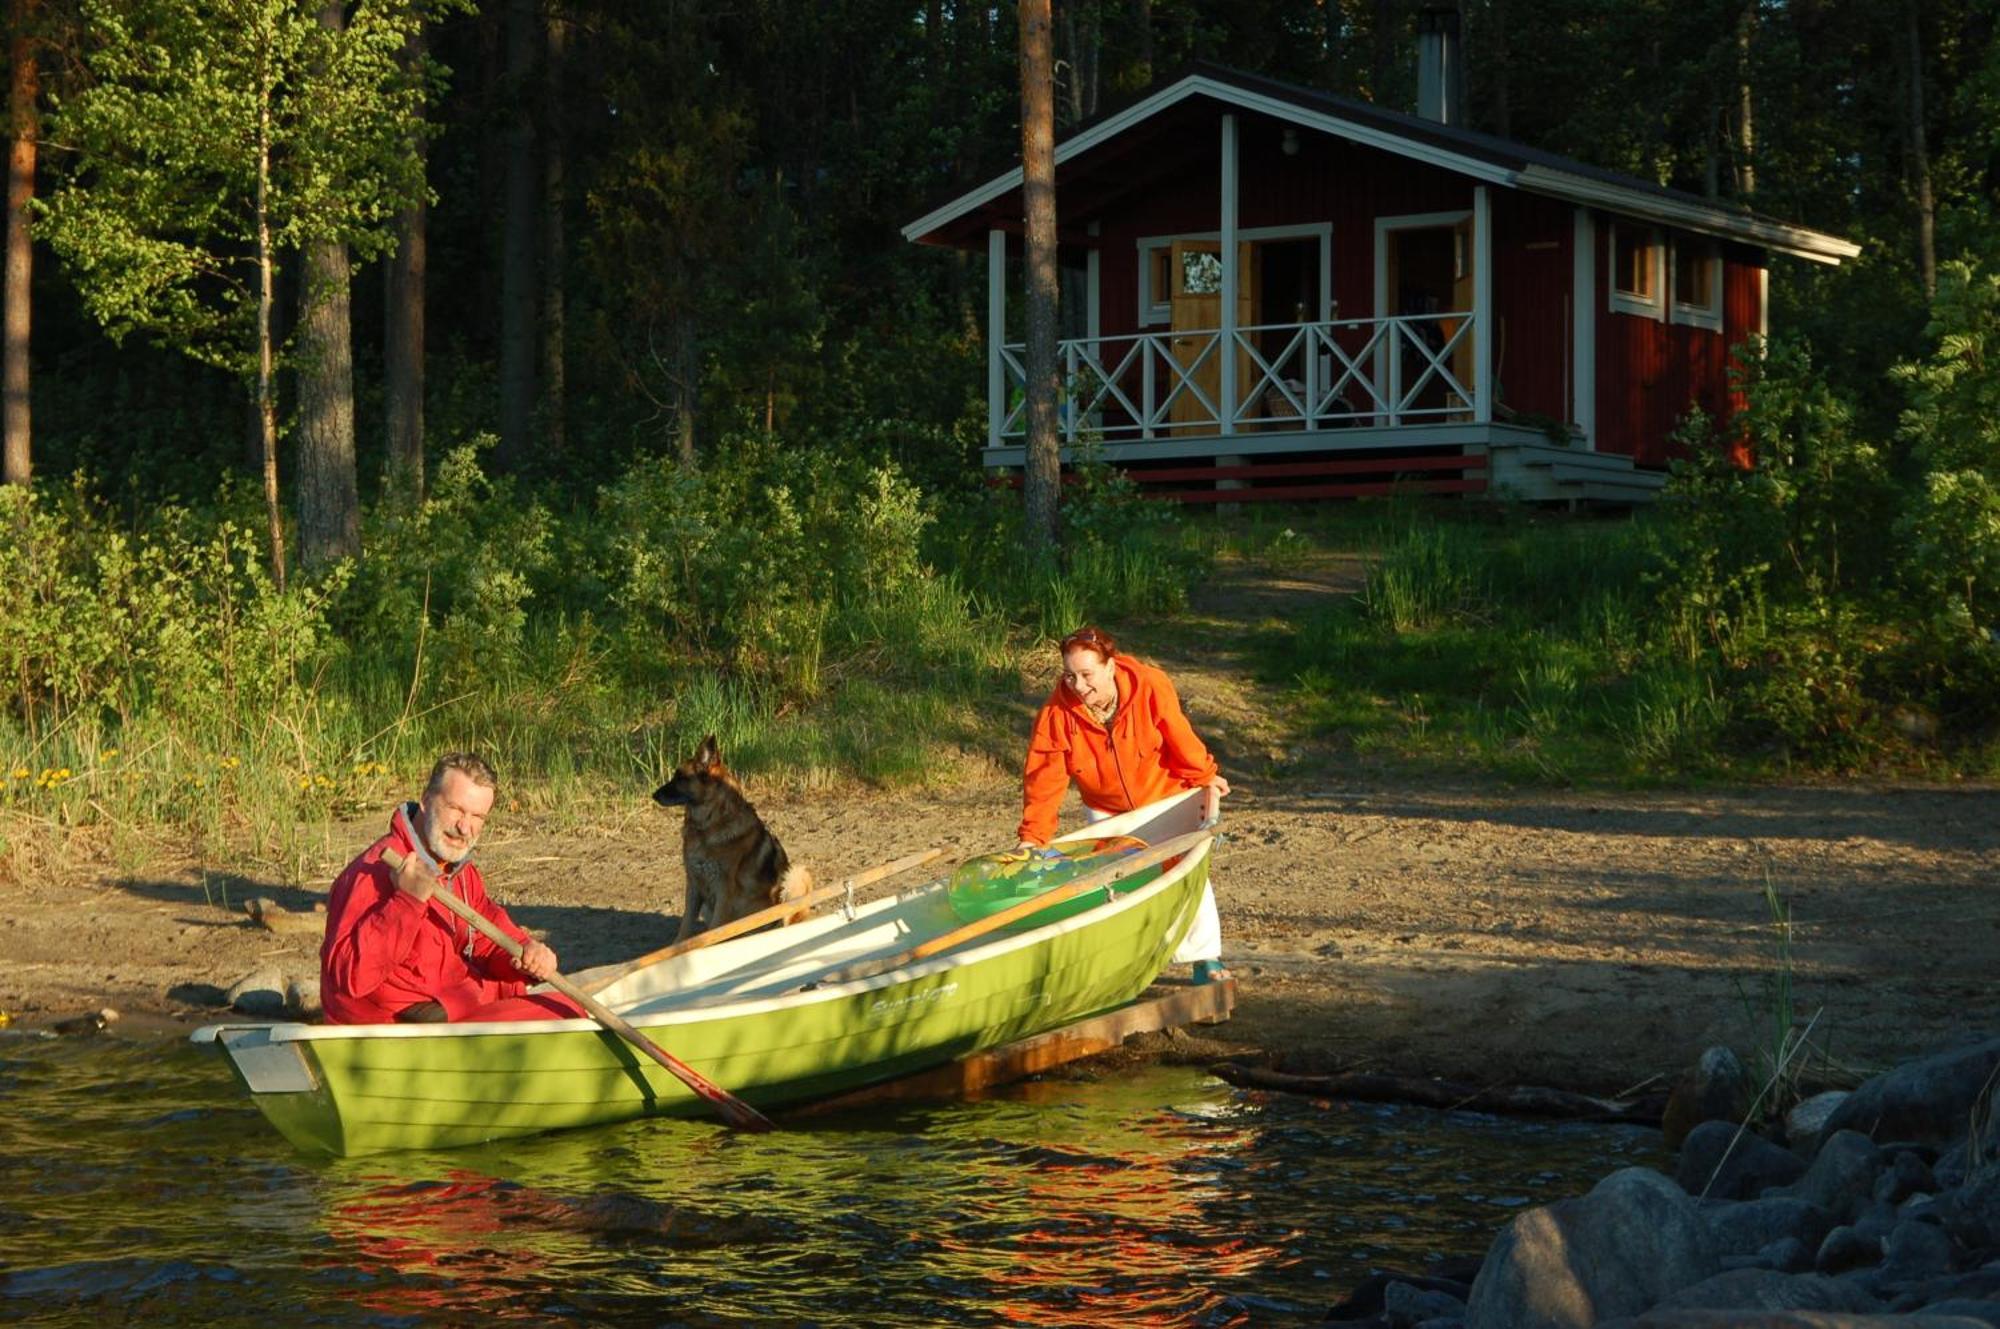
[425,752,498,798]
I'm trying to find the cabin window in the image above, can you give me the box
[1138,240,1172,325]
[1608,222,1664,320]
[1178,248,1222,296]
[1671,238,1723,331]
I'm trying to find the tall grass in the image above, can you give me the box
[0,444,1211,879]
[1268,505,1747,783]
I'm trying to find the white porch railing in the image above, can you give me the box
[998,313,1477,444]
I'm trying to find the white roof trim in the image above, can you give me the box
[1516,165,1861,265]
[903,72,1857,266]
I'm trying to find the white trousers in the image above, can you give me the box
[1084,803,1222,964]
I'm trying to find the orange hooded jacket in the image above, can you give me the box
[1017,653,1219,846]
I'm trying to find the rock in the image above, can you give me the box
[284,976,321,1020]
[1912,1300,2000,1327]
[1784,1091,1850,1157]
[1384,1281,1467,1326]
[1678,1120,1809,1201]
[1879,1217,1955,1284]
[1822,1037,2000,1147]
[1875,1150,1938,1206]
[243,897,326,936]
[226,969,287,1017]
[1599,1309,1993,1326]
[1776,1131,1881,1223]
[1648,1268,1880,1313]
[1813,1225,1881,1275]
[1703,1197,1834,1257]
[48,1006,120,1036]
[1464,1168,1719,1329]
[1888,1268,2000,1309]
[1326,1269,1476,1322]
[1664,1047,1756,1151]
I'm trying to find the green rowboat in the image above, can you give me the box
[194,789,1215,1156]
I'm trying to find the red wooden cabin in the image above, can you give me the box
[902,61,1858,503]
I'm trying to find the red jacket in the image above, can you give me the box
[319,809,540,1024]
[1017,654,1220,845]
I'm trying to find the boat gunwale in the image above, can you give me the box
[195,798,1213,1047]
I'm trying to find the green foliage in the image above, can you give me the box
[39,0,439,376]
[340,437,556,681]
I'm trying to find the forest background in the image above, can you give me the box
[3,0,1999,881]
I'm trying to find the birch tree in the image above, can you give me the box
[39,0,436,584]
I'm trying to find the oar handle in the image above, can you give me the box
[808,827,1213,990]
[580,846,949,996]
[380,846,773,1133]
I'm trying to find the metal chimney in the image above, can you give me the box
[1416,5,1463,126]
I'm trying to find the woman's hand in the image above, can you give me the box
[1208,775,1232,798]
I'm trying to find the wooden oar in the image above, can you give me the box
[580,846,949,996]
[380,846,773,1134]
[801,827,1214,991]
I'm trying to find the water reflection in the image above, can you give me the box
[0,1037,1662,1326]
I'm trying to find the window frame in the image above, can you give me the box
[1607,221,1665,321]
[1670,236,1724,332]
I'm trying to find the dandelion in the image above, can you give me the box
[220,756,241,770]
[8,768,26,781]
[101,748,120,761]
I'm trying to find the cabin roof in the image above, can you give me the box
[903,63,1860,265]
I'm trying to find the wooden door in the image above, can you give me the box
[1167,239,1254,427]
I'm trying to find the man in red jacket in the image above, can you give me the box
[320,752,581,1024]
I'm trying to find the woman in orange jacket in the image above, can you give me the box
[1016,625,1232,982]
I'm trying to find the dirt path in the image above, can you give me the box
[5,553,1996,1097]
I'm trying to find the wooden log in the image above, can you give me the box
[1209,1062,1666,1124]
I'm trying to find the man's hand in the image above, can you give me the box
[390,846,438,902]
[517,939,560,983]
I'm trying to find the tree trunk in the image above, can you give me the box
[255,34,286,590]
[1488,0,1511,138]
[1906,1,1935,300]
[1734,0,1755,198]
[384,20,428,497]
[497,0,538,469]
[1371,0,1398,105]
[540,3,567,456]
[3,0,37,486]
[294,1,359,569]
[1020,0,1060,554]
[297,233,360,567]
[1129,0,1152,88]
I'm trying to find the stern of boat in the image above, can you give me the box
[192,1023,346,1156]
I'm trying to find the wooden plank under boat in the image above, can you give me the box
[194,789,1218,1156]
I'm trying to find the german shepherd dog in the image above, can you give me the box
[652,735,812,941]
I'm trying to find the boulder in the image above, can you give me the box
[1813,1225,1881,1275]
[1664,1048,1756,1150]
[1822,1037,2000,1147]
[226,969,287,1017]
[1776,1132,1881,1223]
[1601,1312,2000,1327]
[284,976,322,1020]
[1383,1280,1467,1327]
[1878,1217,1955,1284]
[1703,1197,1834,1257]
[1784,1091,1851,1157]
[1874,1150,1938,1206]
[1911,1301,2000,1327]
[1648,1268,1879,1314]
[1464,1168,1719,1329]
[1678,1120,1809,1201]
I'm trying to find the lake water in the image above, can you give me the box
[1,1033,1661,1326]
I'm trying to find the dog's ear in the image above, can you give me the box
[694,734,721,770]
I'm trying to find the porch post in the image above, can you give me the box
[1473,185,1493,424]
[1572,207,1596,448]
[988,228,1005,452]
[1086,242,1102,436]
[1219,113,1239,437]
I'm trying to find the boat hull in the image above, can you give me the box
[199,791,1214,1155]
